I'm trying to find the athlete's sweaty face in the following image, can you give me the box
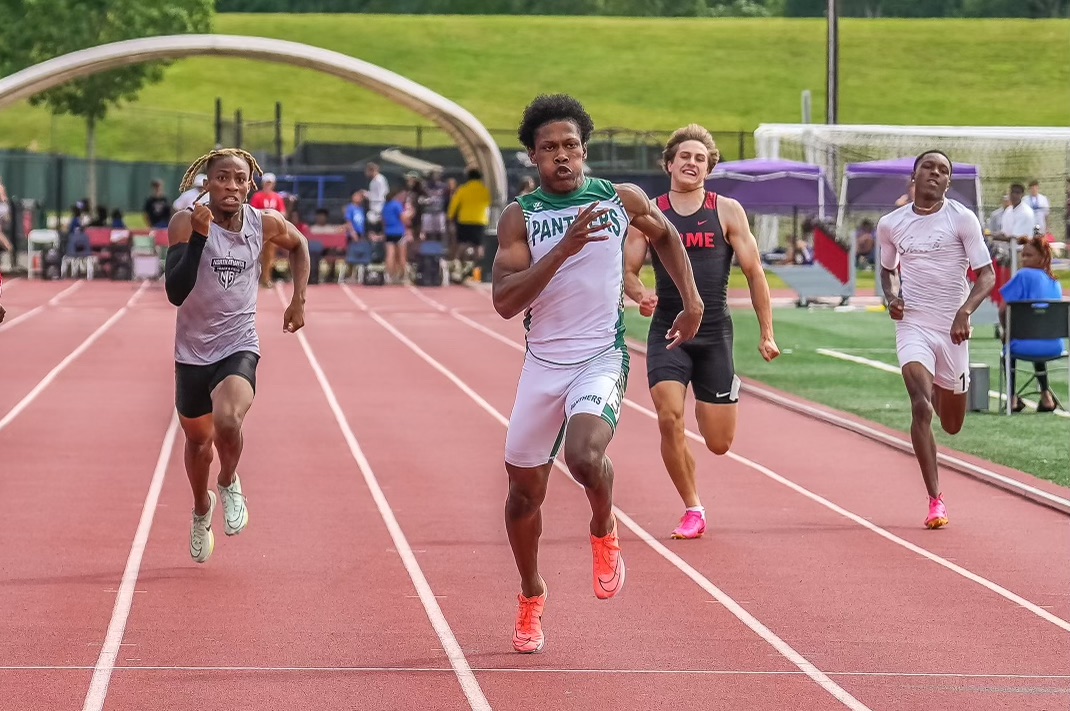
[667,139,711,191]
[912,153,951,203]
[530,120,586,194]
[206,155,253,216]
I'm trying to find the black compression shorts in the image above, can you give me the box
[645,316,739,404]
[175,350,260,419]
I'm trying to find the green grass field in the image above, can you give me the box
[624,305,1070,487]
[2,15,1068,162]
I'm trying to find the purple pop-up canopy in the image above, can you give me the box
[707,158,838,219]
[841,157,982,213]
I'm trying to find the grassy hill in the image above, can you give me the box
[0,15,1067,163]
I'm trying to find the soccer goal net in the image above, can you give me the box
[754,123,1070,236]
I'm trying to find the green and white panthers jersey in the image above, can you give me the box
[515,177,630,366]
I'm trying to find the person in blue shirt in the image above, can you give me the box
[998,236,1066,412]
[381,188,407,283]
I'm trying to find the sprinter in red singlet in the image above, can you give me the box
[625,124,780,540]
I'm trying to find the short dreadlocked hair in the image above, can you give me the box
[179,148,264,192]
[517,94,595,151]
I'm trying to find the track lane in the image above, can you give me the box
[98,290,475,710]
[0,288,174,711]
[0,283,141,417]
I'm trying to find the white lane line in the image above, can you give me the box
[0,281,83,333]
[275,285,491,711]
[816,347,1069,419]
[431,297,1070,636]
[5,665,1067,680]
[82,412,179,711]
[0,281,148,434]
[343,284,872,711]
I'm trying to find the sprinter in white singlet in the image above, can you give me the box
[493,94,704,654]
[165,148,311,565]
[877,150,994,530]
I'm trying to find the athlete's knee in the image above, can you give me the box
[909,395,933,426]
[505,475,547,519]
[212,410,244,443]
[704,433,733,456]
[563,439,608,489]
[656,407,686,442]
[941,417,963,435]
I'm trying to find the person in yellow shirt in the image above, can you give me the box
[447,167,492,279]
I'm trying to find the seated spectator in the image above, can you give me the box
[855,219,875,268]
[998,236,1065,412]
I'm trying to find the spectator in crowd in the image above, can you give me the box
[420,168,450,242]
[251,173,287,287]
[110,209,126,229]
[173,173,207,212]
[382,187,408,283]
[364,162,389,239]
[0,178,13,260]
[987,195,1010,234]
[1000,183,1036,240]
[144,180,172,229]
[1026,180,1050,234]
[405,172,425,241]
[998,236,1064,413]
[344,190,366,244]
[89,205,109,227]
[855,219,875,268]
[447,166,492,275]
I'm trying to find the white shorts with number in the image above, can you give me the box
[504,346,630,469]
[895,321,970,394]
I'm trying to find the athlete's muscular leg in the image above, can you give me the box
[651,382,700,508]
[695,402,738,455]
[211,375,255,488]
[505,462,552,598]
[180,415,214,515]
[562,413,616,538]
[902,363,941,498]
[931,385,967,435]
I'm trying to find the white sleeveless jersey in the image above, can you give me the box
[515,178,630,365]
[174,204,264,365]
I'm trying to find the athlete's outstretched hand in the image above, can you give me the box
[190,199,212,236]
[950,308,972,345]
[665,307,702,350]
[887,296,904,321]
[638,291,658,318]
[758,336,780,362]
[558,203,611,257]
[283,298,305,333]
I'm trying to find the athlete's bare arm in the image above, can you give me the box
[164,198,208,307]
[720,196,779,362]
[951,216,996,344]
[492,201,610,320]
[616,183,703,347]
[262,209,310,333]
[623,226,655,313]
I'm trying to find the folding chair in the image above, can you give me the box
[26,229,59,279]
[131,234,161,280]
[999,299,1070,415]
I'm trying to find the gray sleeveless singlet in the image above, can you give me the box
[174,204,264,365]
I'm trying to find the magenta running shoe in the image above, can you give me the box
[925,494,948,529]
[671,510,706,539]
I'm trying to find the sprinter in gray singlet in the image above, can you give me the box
[165,148,311,564]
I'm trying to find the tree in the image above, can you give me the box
[0,0,213,208]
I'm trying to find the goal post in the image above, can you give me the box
[754,123,1070,233]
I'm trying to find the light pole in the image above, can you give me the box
[826,0,838,125]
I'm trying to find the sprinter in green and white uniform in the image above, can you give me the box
[492,94,704,654]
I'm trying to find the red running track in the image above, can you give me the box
[1,279,1067,711]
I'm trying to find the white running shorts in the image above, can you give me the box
[504,347,630,469]
[895,321,970,394]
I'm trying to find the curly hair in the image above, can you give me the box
[662,124,721,174]
[517,94,595,151]
[179,148,264,192]
[1018,235,1056,279]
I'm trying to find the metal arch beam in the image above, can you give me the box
[0,33,508,217]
